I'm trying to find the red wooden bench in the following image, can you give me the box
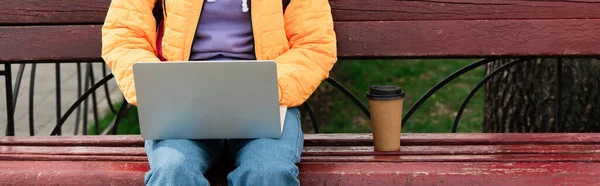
[3,0,600,185]
[3,133,600,185]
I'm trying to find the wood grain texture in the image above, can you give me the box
[4,150,600,162]
[4,133,600,146]
[0,0,111,25]
[302,145,600,156]
[0,135,144,146]
[3,134,600,185]
[303,133,600,146]
[334,19,600,58]
[0,146,146,155]
[3,0,600,24]
[4,144,600,156]
[2,161,600,186]
[330,0,600,21]
[0,161,147,186]
[0,25,102,62]
[299,162,600,186]
[0,154,147,161]
[3,19,600,62]
[302,154,600,163]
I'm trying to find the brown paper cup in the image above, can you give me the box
[367,86,405,152]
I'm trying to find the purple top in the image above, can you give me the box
[190,0,255,61]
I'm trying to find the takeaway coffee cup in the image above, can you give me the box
[367,85,405,151]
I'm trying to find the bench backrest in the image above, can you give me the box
[2,0,600,63]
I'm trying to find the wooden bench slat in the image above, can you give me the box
[4,0,600,25]
[0,135,144,146]
[4,19,600,62]
[0,154,147,161]
[1,0,110,25]
[331,0,600,21]
[302,145,600,156]
[0,146,146,155]
[299,162,600,186]
[4,153,600,163]
[0,25,102,62]
[335,19,600,58]
[302,154,600,162]
[0,161,147,186]
[2,161,599,186]
[304,133,600,146]
[4,144,600,156]
[0,161,148,171]
[3,133,600,146]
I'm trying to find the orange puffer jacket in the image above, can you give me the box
[101,0,337,107]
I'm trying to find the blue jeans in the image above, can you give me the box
[144,108,303,186]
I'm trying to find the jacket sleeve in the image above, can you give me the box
[275,0,338,107]
[101,0,160,106]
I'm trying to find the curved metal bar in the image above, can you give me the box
[452,58,529,133]
[102,65,118,114]
[302,102,319,134]
[12,64,26,110]
[111,100,130,135]
[28,64,36,136]
[55,63,62,135]
[325,77,370,119]
[74,63,82,135]
[403,58,501,126]
[89,66,100,135]
[51,74,114,136]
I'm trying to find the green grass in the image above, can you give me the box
[317,59,485,133]
[91,59,485,134]
[87,105,140,135]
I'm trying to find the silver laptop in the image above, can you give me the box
[132,60,286,140]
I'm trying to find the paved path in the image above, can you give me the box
[1,63,123,136]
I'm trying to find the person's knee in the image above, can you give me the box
[229,162,299,186]
[155,158,193,174]
[146,155,206,185]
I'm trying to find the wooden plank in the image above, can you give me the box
[0,0,110,25]
[0,25,102,62]
[0,161,147,186]
[0,161,234,186]
[3,0,600,24]
[4,144,600,156]
[2,161,599,186]
[299,162,600,186]
[0,154,147,161]
[302,154,600,163]
[3,133,600,147]
[3,19,600,62]
[331,0,600,21]
[4,151,600,163]
[302,145,600,156]
[0,161,148,171]
[304,133,600,146]
[0,146,146,156]
[334,19,600,58]
[0,135,144,146]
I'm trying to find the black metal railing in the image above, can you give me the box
[1,62,119,136]
[1,57,572,136]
